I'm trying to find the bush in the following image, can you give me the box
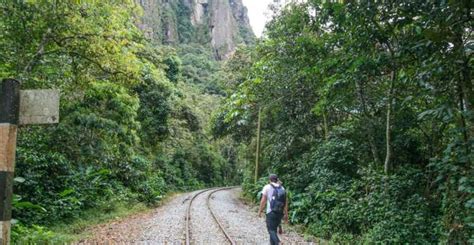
[135,174,166,204]
[11,223,61,244]
[300,167,437,243]
[244,136,439,243]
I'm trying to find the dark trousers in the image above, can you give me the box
[266,211,284,245]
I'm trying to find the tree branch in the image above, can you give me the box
[22,27,52,75]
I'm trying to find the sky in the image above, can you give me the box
[242,0,274,37]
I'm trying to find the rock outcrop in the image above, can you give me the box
[137,0,254,60]
[185,0,208,26]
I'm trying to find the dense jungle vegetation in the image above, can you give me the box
[0,0,472,243]
[0,1,243,242]
[213,0,473,243]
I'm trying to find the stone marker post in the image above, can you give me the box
[0,79,19,245]
[0,79,59,244]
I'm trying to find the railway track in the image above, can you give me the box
[185,187,237,245]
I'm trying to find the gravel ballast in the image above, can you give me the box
[210,188,312,244]
[81,187,313,244]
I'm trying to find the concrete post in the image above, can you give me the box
[0,79,20,245]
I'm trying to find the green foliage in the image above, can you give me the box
[134,65,173,145]
[216,0,473,243]
[4,0,472,243]
[1,1,238,243]
[172,0,195,43]
[242,177,269,203]
[164,55,182,83]
[178,44,226,95]
[11,224,61,244]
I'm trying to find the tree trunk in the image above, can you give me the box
[384,71,396,175]
[460,1,474,123]
[254,107,262,183]
[322,110,329,140]
[355,79,381,166]
[454,27,472,161]
[452,2,472,160]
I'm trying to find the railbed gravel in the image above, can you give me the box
[79,188,314,244]
[79,191,191,244]
[189,189,228,244]
[210,188,314,245]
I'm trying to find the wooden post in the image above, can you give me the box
[0,79,20,245]
[254,107,262,184]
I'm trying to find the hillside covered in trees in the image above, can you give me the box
[0,0,472,243]
[0,1,253,242]
[213,1,473,243]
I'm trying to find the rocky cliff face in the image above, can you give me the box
[137,0,254,60]
[185,0,207,26]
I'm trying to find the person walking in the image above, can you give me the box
[258,174,288,245]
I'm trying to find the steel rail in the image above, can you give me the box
[184,187,237,245]
[185,188,213,245]
[206,187,237,245]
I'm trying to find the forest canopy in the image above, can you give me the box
[1,1,238,242]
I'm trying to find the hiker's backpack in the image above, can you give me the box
[270,184,286,214]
